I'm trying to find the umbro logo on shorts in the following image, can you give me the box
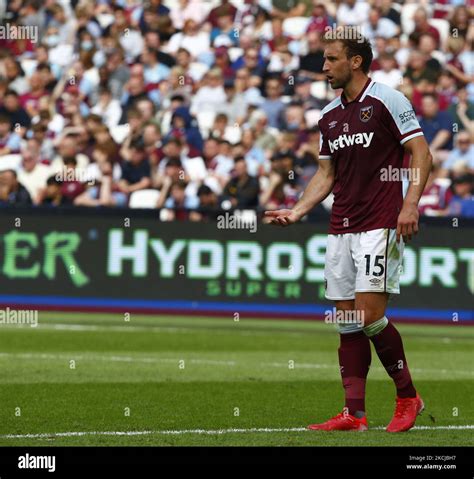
[328,132,374,153]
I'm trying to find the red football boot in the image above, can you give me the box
[386,393,424,433]
[307,412,368,431]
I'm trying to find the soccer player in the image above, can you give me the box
[265,32,432,432]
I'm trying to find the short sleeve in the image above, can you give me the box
[378,88,424,145]
[318,119,332,160]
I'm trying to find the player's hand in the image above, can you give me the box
[263,209,301,227]
[396,204,419,243]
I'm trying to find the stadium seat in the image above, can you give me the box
[428,18,450,48]
[110,124,130,144]
[400,3,420,35]
[189,61,210,82]
[228,47,244,63]
[196,111,216,136]
[282,17,311,38]
[311,81,327,100]
[305,109,321,128]
[128,189,160,209]
[0,154,22,171]
[223,125,242,144]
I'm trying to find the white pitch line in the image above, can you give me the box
[0,352,472,376]
[1,425,473,440]
[44,323,289,337]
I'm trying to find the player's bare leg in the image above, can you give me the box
[356,292,424,432]
[308,299,371,432]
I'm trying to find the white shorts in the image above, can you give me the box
[324,228,404,300]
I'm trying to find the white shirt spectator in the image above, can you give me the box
[91,99,123,130]
[362,18,398,40]
[372,69,403,89]
[166,31,211,59]
[337,1,370,26]
[18,163,52,201]
[190,85,227,115]
[170,0,209,30]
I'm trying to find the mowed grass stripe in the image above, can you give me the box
[0,314,472,446]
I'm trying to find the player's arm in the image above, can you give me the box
[264,157,335,226]
[397,136,433,243]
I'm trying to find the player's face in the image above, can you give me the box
[323,42,353,89]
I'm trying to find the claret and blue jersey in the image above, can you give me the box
[318,79,425,234]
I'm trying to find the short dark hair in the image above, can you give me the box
[197,184,213,196]
[323,33,373,74]
[47,175,61,186]
[4,89,18,97]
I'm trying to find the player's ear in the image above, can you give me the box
[351,55,363,71]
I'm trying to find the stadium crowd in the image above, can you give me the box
[0,0,472,219]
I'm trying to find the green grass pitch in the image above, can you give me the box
[0,312,472,446]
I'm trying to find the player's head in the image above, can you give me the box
[322,32,373,89]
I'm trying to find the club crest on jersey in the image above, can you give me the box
[359,105,373,122]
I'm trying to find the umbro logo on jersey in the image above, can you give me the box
[328,132,374,153]
[329,120,338,129]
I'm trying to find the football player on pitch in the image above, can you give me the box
[265,33,432,432]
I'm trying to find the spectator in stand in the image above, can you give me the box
[221,156,260,209]
[0,114,22,155]
[418,93,454,161]
[0,0,471,218]
[202,137,234,191]
[190,68,227,117]
[419,164,453,216]
[167,19,210,60]
[0,89,31,132]
[170,0,209,30]
[75,157,126,207]
[449,6,471,39]
[0,169,31,205]
[17,139,51,203]
[306,2,333,35]
[372,52,402,89]
[446,174,474,218]
[412,7,441,49]
[190,184,221,222]
[261,77,286,130]
[118,139,152,199]
[260,150,300,210]
[141,47,171,87]
[337,0,370,26]
[299,31,326,81]
[448,88,474,139]
[270,0,307,19]
[362,7,399,42]
[50,134,90,173]
[207,0,237,29]
[440,131,474,176]
[37,176,71,206]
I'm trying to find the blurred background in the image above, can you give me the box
[0,0,472,321]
